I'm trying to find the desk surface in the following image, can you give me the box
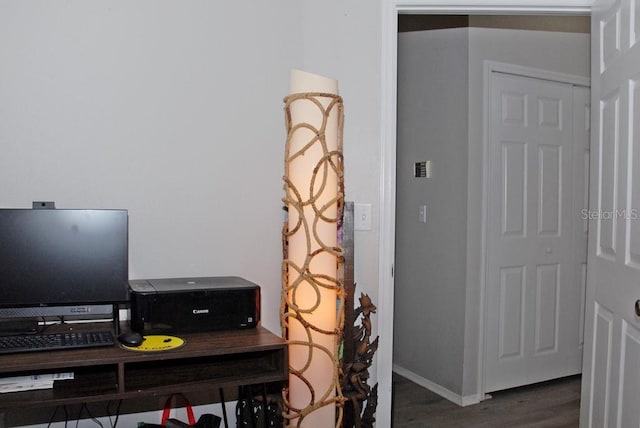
[0,323,287,410]
[0,323,286,373]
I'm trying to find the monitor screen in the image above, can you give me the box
[0,209,128,312]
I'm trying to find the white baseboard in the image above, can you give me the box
[393,364,482,407]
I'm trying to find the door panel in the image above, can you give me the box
[502,141,527,237]
[485,71,588,392]
[535,263,560,355]
[581,0,640,425]
[619,321,640,427]
[499,266,526,360]
[589,304,614,428]
[598,91,619,259]
[538,144,561,235]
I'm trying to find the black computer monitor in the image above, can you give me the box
[0,209,128,319]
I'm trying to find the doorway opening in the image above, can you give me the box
[391,13,591,424]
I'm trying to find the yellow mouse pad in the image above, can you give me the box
[120,335,185,352]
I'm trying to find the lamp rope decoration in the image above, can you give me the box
[281,71,346,428]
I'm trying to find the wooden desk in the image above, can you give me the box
[0,324,287,411]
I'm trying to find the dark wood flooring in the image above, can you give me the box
[392,373,581,427]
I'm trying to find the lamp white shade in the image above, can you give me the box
[283,69,343,427]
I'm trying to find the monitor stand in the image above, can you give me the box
[112,303,121,335]
[0,304,122,335]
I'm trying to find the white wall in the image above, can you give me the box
[394,25,590,402]
[0,1,384,426]
[299,0,383,382]
[0,0,304,334]
[300,0,382,298]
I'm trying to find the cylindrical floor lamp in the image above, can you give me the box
[281,69,345,427]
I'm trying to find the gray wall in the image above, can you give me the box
[394,27,470,394]
[394,26,589,399]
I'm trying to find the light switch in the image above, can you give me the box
[419,205,427,224]
[354,203,372,231]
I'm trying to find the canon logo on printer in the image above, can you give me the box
[192,309,210,315]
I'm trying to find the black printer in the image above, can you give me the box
[129,276,260,334]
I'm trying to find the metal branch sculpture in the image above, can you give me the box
[340,292,379,428]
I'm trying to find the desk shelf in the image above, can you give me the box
[0,324,287,410]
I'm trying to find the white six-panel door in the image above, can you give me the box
[485,71,590,392]
[581,0,640,426]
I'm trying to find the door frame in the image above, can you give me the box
[483,61,590,392]
[379,2,593,427]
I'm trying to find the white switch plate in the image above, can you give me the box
[419,204,427,224]
[354,203,372,231]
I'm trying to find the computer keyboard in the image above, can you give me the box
[0,331,115,355]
